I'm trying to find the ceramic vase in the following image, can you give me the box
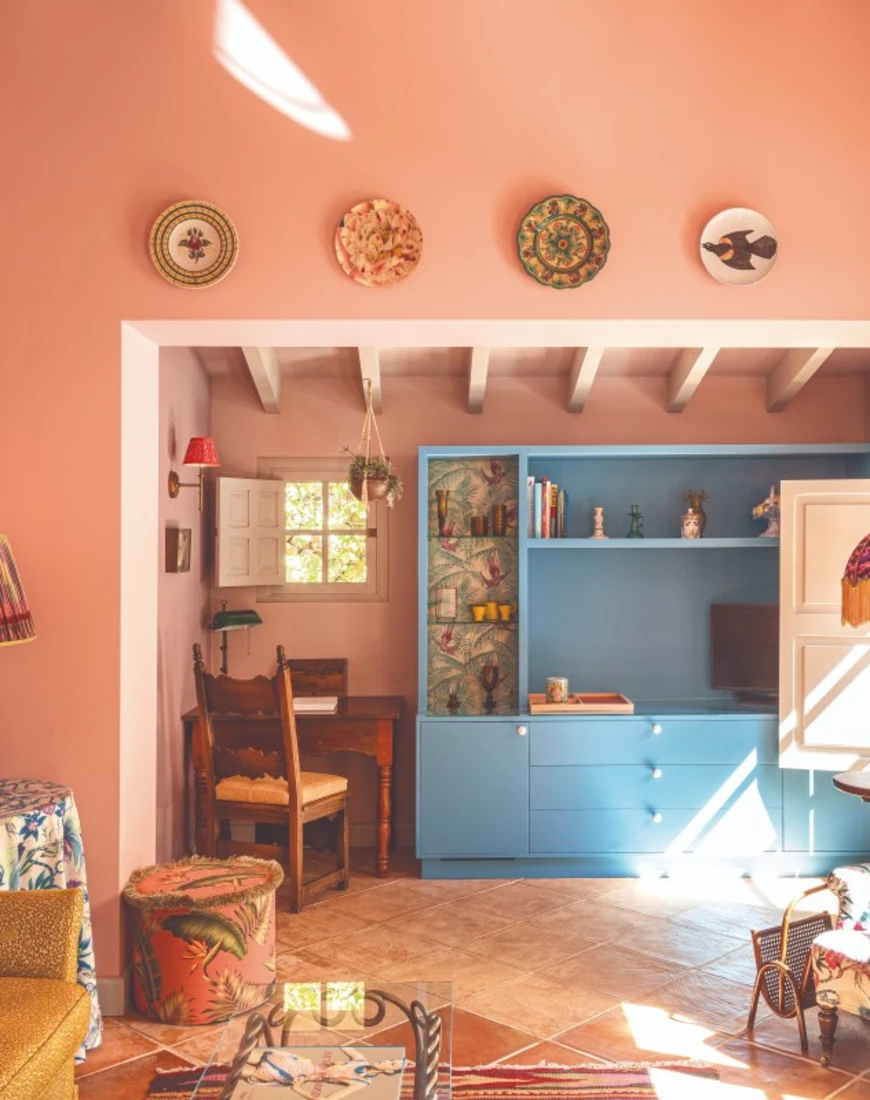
[436,489,450,535]
[684,492,708,535]
[681,508,701,539]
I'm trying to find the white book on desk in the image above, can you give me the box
[293,696,339,714]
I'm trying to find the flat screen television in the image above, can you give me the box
[710,603,779,703]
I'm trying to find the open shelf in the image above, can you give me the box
[527,537,779,549]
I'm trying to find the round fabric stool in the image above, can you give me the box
[124,855,283,1025]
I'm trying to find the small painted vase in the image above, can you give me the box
[681,508,701,539]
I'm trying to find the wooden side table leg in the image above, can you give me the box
[377,764,392,877]
[818,1003,839,1066]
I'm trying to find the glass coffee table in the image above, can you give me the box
[188,980,454,1100]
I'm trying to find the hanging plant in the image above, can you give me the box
[343,381,403,507]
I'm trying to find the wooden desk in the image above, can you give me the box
[183,696,403,877]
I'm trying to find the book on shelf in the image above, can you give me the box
[293,697,339,714]
[526,475,535,537]
[529,478,569,538]
[230,1046,406,1100]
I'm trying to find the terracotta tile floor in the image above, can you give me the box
[76,849,870,1099]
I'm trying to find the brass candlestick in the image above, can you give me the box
[480,662,502,714]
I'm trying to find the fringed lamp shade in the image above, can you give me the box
[183,437,220,467]
[842,534,870,627]
[0,536,36,646]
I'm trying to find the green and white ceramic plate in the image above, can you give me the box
[517,194,610,289]
[149,200,239,289]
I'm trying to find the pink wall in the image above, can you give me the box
[211,368,868,839]
[4,0,870,977]
[157,348,211,862]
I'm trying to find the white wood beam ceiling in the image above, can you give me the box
[241,346,281,413]
[767,347,835,412]
[358,347,382,412]
[567,347,604,412]
[468,347,490,413]
[668,347,720,413]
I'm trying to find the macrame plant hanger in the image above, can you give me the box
[357,378,386,504]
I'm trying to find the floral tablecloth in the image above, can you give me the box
[0,778,103,1060]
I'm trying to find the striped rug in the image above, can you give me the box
[147,1060,719,1098]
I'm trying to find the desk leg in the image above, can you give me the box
[377,763,392,877]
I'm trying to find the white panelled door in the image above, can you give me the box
[216,477,285,587]
[780,479,870,770]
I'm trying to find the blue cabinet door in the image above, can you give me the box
[783,769,870,853]
[418,720,529,857]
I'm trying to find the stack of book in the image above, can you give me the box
[527,476,570,538]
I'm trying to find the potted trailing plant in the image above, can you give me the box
[344,449,403,506]
[343,380,404,507]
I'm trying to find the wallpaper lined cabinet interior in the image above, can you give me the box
[416,445,870,878]
[425,454,519,715]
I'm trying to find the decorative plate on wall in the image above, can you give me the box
[149,201,239,289]
[700,208,778,286]
[517,194,611,289]
[334,198,423,287]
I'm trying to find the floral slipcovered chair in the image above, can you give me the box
[811,863,870,1066]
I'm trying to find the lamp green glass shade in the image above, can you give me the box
[208,607,263,631]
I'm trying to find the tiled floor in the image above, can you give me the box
[76,849,870,1099]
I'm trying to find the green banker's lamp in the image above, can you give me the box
[0,535,36,647]
[208,600,262,674]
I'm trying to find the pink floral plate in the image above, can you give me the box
[149,200,239,289]
[334,198,423,287]
[517,194,610,288]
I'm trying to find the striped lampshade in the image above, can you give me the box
[0,535,36,646]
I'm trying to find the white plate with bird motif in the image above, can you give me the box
[700,208,778,286]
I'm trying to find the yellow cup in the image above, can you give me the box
[498,604,516,621]
[471,604,487,622]
[485,600,499,621]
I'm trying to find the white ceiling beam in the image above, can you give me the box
[668,347,720,413]
[468,347,490,413]
[241,346,282,413]
[358,347,382,413]
[567,347,604,412]
[767,347,835,412]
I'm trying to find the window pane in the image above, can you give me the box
[286,482,322,529]
[286,535,323,583]
[328,535,368,583]
[328,482,367,530]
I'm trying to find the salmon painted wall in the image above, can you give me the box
[211,367,868,840]
[4,0,870,977]
[157,348,211,862]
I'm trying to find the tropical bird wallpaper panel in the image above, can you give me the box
[427,456,519,715]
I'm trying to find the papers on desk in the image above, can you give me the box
[293,696,339,714]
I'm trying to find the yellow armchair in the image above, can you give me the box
[0,889,90,1100]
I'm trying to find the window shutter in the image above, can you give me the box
[216,477,285,587]
[779,478,870,770]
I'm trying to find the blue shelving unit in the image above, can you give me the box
[417,442,870,878]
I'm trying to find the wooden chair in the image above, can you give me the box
[192,643,349,912]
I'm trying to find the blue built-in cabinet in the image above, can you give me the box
[417,444,870,877]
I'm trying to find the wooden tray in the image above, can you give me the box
[528,692,635,715]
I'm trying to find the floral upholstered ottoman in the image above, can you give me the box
[810,863,870,1066]
[124,856,283,1025]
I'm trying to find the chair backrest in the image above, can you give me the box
[281,657,347,696]
[192,644,302,809]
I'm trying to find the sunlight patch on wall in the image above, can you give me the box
[214,0,351,141]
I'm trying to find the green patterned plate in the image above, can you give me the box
[517,194,610,288]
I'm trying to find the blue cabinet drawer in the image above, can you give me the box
[529,717,777,766]
[530,764,783,811]
[531,805,782,855]
[418,720,529,857]
[783,769,870,852]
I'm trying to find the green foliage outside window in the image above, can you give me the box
[285,481,368,585]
